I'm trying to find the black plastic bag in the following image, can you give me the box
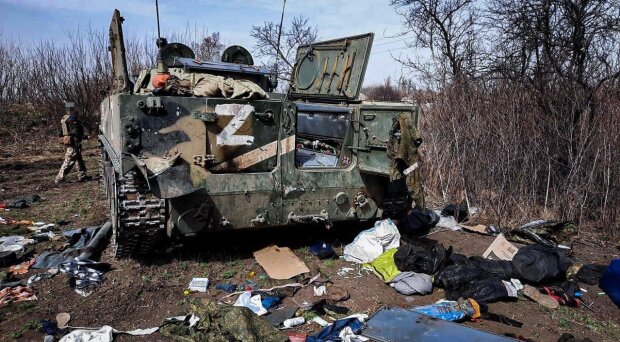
[398,208,439,236]
[512,244,572,284]
[394,241,450,274]
[440,204,468,222]
[575,264,607,285]
[444,276,510,303]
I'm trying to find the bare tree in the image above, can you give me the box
[191,32,224,62]
[250,15,317,86]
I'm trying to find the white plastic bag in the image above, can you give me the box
[343,219,401,264]
[233,291,267,315]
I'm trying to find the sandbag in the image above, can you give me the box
[394,241,450,275]
[512,244,571,284]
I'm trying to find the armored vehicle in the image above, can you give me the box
[100,9,421,258]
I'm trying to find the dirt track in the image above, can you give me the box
[0,141,618,341]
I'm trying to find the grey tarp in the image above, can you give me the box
[390,272,432,295]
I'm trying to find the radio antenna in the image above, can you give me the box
[274,0,287,82]
[156,0,161,39]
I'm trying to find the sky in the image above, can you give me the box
[0,0,417,85]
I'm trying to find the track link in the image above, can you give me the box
[114,171,166,258]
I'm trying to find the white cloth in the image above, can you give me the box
[343,219,401,263]
[59,326,113,342]
[233,291,267,315]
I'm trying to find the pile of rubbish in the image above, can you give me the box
[5,202,617,342]
[0,221,113,314]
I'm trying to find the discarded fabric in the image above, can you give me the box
[160,299,286,342]
[365,248,401,282]
[234,291,268,315]
[512,244,571,283]
[440,204,469,222]
[58,257,108,296]
[0,286,37,306]
[216,283,237,293]
[310,241,335,259]
[505,220,577,247]
[9,258,35,275]
[261,296,281,310]
[390,272,432,295]
[344,219,400,264]
[307,317,364,342]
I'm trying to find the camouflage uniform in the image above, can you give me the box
[55,108,88,183]
[387,114,425,210]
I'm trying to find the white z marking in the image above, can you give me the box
[215,104,255,146]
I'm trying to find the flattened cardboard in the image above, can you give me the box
[254,245,310,280]
[482,234,519,261]
[460,224,491,235]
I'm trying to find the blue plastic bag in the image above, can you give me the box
[599,259,620,308]
[413,299,479,322]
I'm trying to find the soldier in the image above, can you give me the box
[55,102,91,183]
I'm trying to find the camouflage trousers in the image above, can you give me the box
[55,146,87,182]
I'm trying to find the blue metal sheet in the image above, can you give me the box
[174,57,271,76]
[362,307,517,342]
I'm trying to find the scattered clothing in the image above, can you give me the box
[9,258,35,275]
[365,248,400,282]
[344,219,401,264]
[307,317,364,342]
[390,272,432,295]
[0,286,37,306]
[387,113,425,211]
[505,220,577,247]
[216,283,237,293]
[261,296,281,310]
[160,299,286,342]
[58,257,109,296]
[394,241,450,275]
[7,194,41,209]
[310,241,335,259]
[512,244,571,284]
[575,264,607,285]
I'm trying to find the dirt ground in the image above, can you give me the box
[0,141,619,342]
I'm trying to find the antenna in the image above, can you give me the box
[156,0,161,39]
[274,0,286,85]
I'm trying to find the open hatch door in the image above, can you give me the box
[109,9,133,94]
[290,33,374,101]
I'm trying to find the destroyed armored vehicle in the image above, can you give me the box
[100,9,421,258]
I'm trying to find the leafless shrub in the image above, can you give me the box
[0,27,222,143]
[390,0,620,234]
